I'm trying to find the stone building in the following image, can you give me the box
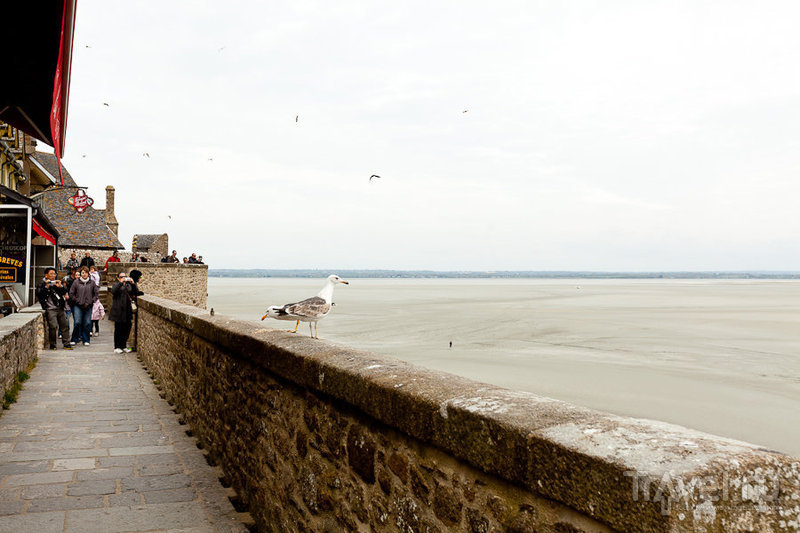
[132,233,168,258]
[32,152,124,268]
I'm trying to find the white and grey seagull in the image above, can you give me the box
[261,275,349,338]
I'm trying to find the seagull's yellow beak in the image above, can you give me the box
[261,314,268,320]
[341,280,349,285]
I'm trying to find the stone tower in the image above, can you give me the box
[105,185,119,236]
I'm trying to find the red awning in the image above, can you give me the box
[32,218,57,246]
[0,1,77,157]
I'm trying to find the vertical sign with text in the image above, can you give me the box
[0,215,27,285]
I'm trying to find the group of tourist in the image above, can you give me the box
[160,250,204,264]
[37,253,144,353]
[64,249,208,267]
[42,247,203,353]
[64,250,131,271]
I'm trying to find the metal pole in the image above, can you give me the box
[25,205,32,306]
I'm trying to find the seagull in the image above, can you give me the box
[261,275,349,338]
[168,215,172,219]
[103,102,109,106]
[82,154,86,158]
[369,174,381,181]
[295,115,299,123]
[208,158,213,162]
[217,46,226,52]
[143,152,150,158]
[462,109,469,113]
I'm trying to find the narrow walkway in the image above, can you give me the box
[0,328,248,533]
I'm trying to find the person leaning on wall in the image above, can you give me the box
[104,250,121,271]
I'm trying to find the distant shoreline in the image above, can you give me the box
[209,269,800,280]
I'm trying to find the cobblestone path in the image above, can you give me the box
[0,330,248,532]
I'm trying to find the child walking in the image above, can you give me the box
[91,298,105,336]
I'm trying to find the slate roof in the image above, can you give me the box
[133,234,165,250]
[32,153,124,250]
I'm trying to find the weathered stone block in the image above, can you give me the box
[433,481,463,525]
[346,426,376,484]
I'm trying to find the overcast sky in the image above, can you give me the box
[54,1,800,271]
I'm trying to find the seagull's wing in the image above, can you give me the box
[285,296,330,319]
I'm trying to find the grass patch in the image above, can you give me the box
[1,358,37,410]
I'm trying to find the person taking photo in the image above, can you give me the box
[36,268,73,350]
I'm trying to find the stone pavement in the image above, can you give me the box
[0,328,249,533]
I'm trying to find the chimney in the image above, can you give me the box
[105,185,119,236]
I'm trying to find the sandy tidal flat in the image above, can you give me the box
[208,278,800,456]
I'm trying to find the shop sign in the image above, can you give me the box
[0,216,27,284]
[68,189,94,213]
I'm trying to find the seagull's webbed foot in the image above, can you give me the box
[288,320,299,333]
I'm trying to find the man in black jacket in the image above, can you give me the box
[109,271,144,353]
[37,268,73,350]
[79,252,95,268]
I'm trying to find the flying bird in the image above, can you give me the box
[208,158,213,162]
[369,174,381,181]
[217,46,226,52]
[82,154,86,158]
[462,109,469,113]
[143,152,150,158]
[261,275,349,338]
[85,45,91,48]
[295,115,299,123]
[167,215,172,219]
[103,102,109,107]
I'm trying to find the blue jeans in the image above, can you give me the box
[64,308,72,336]
[71,305,92,344]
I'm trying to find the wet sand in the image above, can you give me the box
[208,278,800,456]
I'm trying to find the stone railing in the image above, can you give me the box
[136,295,800,532]
[107,262,207,309]
[0,311,41,399]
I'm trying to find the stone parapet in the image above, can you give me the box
[0,312,40,399]
[107,262,207,309]
[18,306,46,349]
[136,295,800,532]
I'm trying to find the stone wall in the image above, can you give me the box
[0,311,40,398]
[107,263,207,309]
[136,295,800,533]
[18,307,47,349]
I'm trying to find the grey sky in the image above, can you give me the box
[56,1,800,270]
